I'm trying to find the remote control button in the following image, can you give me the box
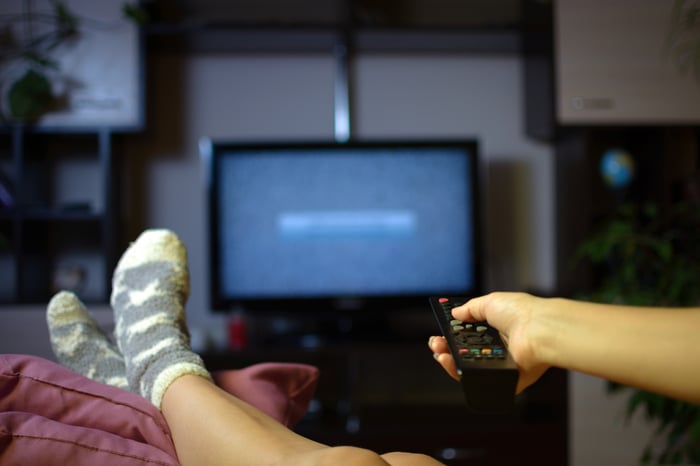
[450,319,463,325]
[438,298,449,303]
[476,325,488,333]
[458,348,474,360]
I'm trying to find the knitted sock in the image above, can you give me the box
[47,291,129,390]
[111,229,212,409]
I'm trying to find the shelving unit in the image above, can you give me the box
[0,126,119,304]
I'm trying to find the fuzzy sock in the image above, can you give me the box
[47,291,130,390]
[111,229,212,409]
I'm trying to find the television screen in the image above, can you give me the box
[202,140,482,315]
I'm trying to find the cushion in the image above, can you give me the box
[0,354,319,465]
[212,362,319,427]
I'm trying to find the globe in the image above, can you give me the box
[600,149,635,189]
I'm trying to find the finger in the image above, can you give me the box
[428,335,450,354]
[451,294,491,322]
[433,352,461,382]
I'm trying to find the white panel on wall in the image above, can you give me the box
[0,0,143,129]
[556,0,700,124]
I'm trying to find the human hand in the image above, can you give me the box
[428,292,551,394]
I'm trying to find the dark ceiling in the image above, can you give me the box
[158,0,529,29]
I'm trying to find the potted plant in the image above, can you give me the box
[575,201,700,464]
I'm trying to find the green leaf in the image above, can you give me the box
[7,69,53,121]
[122,3,149,24]
[690,416,700,444]
[52,1,80,30]
[23,51,60,70]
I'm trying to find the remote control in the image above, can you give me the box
[430,296,518,413]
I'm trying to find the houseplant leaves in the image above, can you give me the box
[7,68,53,122]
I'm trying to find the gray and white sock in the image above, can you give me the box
[47,291,129,390]
[111,229,212,409]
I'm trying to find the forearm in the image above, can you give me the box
[535,298,700,404]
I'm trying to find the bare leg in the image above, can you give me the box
[161,374,444,466]
[113,230,443,466]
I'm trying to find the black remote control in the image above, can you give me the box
[430,296,518,413]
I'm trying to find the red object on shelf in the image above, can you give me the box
[228,313,247,350]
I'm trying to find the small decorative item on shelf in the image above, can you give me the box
[52,264,87,294]
[599,148,635,190]
[227,311,247,351]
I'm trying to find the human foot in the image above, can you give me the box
[111,229,211,409]
[47,290,129,390]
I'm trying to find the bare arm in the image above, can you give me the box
[536,297,700,404]
[430,292,700,404]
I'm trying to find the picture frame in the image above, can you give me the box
[0,0,144,131]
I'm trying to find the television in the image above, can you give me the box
[201,139,483,336]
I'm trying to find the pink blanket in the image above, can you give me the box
[0,354,319,465]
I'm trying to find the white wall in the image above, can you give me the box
[0,51,655,466]
[143,52,557,332]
